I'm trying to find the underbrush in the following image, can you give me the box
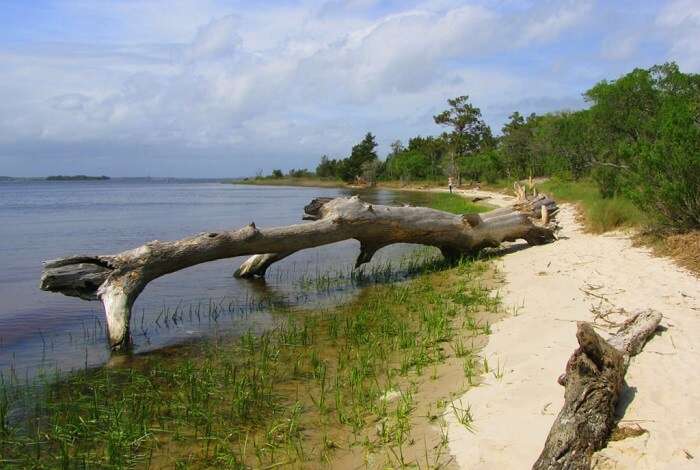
[635,230,700,276]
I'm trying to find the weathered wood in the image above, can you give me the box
[234,252,293,278]
[533,309,662,470]
[40,195,558,351]
[606,309,663,358]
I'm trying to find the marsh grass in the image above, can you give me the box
[0,256,501,468]
[292,247,450,294]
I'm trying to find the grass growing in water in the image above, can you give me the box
[0,257,500,468]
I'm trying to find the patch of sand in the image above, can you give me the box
[445,201,700,469]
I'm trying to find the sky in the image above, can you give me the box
[1,0,698,177]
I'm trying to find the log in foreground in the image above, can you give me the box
[533,309,662,470]
[41,195,557,351]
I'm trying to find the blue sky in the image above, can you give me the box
[1,0,698,177]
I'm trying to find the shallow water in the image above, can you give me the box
[0,180,438,378]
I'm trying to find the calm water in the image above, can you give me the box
[0,180,436,379]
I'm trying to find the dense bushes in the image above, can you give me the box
[627,96,700,229]
[386,150,431,180]
[584,63,700,229]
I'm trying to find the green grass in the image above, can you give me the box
[538,177,648,233]
[421,192,490,214]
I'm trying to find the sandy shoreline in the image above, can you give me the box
[443,189,700,469]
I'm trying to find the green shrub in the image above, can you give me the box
[625,96,700,230]
[460,150,503,183]
[386,150,431,181]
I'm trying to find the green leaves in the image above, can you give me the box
[434,95,494,177]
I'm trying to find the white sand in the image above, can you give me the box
[445,195,700,469]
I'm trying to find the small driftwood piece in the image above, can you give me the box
[533,309,662,470]
[41,195,557,351]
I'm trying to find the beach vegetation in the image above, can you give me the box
[0,253,500,468]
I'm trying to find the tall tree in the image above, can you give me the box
[316,155,339,178]
[500,111,532,178]
[338,132,378,182]
[434,96,494,181]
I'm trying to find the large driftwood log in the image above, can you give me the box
[41,195,557,351]
[533,309,662,470]
[233,196,558,278]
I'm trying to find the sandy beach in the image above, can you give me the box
[445,190,700,469]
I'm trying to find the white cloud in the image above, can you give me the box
[657,0,700,71]
[186,15,243,62]
[520,0,593,43]
[0,0,645,176]
[601,33,640,61]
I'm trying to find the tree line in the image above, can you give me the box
[265,63,698,230]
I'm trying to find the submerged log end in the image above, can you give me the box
[98,282,135,351]
[234,252,294,278]
[40,256,143,352]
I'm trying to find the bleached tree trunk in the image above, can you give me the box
[41,195,557,351]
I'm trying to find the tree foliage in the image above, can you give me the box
[338,132,379,182]
[315,155,339,178]
[433,96,494,178]
[310,63,699,230]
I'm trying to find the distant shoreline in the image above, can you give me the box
[46,175,110,181]
[230,176,349,188]
[230,176,455,192]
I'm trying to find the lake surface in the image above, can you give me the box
[0,180,438,379]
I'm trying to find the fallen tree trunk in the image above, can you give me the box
[41,195,557,351]
[234,196,559,278]
[533,309,662,470]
